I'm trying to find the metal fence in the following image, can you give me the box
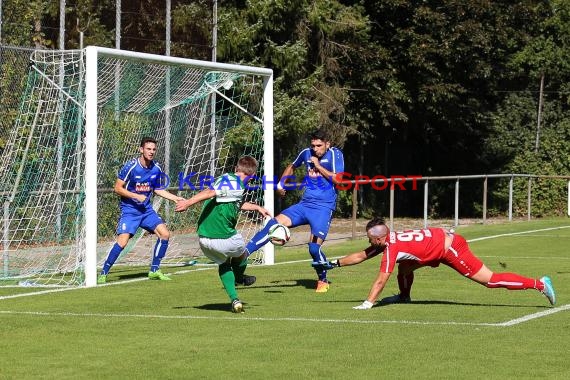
[345,174,570,237]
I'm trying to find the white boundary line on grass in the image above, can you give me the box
[497,303,570,326]
[466,225,570,243]
[0,304,568,327]
[1,225,569,326]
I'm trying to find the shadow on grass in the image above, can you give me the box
[171,303,234,312]
[206,278,320,294]
[321,296,550,309]
[394,299,551,309]
[193,303,234,312]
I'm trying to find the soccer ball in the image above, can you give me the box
[268,224,291,246]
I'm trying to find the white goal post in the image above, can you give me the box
[0,45,275,288]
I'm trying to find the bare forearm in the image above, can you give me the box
[338,252,368,266]
[366,272,391,303]
[114,181,144,202]
[241,202,271,218]
[240,202,261,212]
[154,189,181,202]
[338,246,379,266]
[175,189,215,212]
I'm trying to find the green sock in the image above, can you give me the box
[231,257,248,282]
[219,262,238,301]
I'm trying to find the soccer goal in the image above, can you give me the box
[0,46,274,288]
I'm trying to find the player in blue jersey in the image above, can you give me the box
[244,129,345,292]
[97,137,184,284]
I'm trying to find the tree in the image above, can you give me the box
[218,1,371,150]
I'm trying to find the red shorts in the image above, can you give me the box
[440,234,483,278]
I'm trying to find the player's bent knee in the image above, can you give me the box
[155,226,170,240]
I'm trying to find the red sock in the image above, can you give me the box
[487,273,543,290]
[397,272,414,297]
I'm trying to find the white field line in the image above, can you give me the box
[466,225,570,243]
[0,306,567,327]
[498,303,570,326]
[1,225,568,326]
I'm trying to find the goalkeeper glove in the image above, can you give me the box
[311,259,340,271]
[353,300,374,310]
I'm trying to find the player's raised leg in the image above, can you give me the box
[243,218,278,256]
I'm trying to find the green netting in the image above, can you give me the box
[0,47,270,287]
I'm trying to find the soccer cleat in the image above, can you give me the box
[235,274,256,286]
[97,274,107,284]
[540,276,556,305]
[315,280,330,293]
[148,270,172,281]
[231,299,244,313]
[379,294,411,305]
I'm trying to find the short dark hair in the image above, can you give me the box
[236,155,258,176]
[310,129,329,142]
[366,217,386,231]
[140,137,157,147]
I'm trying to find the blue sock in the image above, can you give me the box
[101,243,123,275]
[150,239,169,272]
[308,242,328,281]
[244,218,278,256]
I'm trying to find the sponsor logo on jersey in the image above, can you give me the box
[135,182,151,192]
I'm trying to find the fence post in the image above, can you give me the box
[454,178,459,227]
[567,180,570,217]
[527,177,532,221]
[483,176,487,224]
[508,176,513,221]
[389,185,394,230]
[423,179,429,228]
[351,186,357,239]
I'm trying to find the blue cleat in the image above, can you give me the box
[540,276,556,306]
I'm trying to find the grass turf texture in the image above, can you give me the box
[1,218,569,379]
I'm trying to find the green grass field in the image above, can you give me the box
[1,218,569,379]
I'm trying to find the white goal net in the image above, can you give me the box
[0,46,274,287]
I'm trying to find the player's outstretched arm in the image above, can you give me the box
[154,189,185,203]
[312,246,379,270]
[175,189,216,212]
[240,202,272,218]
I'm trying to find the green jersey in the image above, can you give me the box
[197,173,245,239]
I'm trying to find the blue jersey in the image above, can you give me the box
[291,146,344,210]
[117,158,164,211]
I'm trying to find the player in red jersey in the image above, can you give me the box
[313,217,556,309]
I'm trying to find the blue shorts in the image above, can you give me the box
[116,207,164,235]
[281,202,333,240]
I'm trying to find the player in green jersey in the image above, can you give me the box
[175,156,271,313]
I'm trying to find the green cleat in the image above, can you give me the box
[97,274,107,284]
[148,270,172,281]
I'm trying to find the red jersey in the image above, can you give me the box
[379,228,447,273]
